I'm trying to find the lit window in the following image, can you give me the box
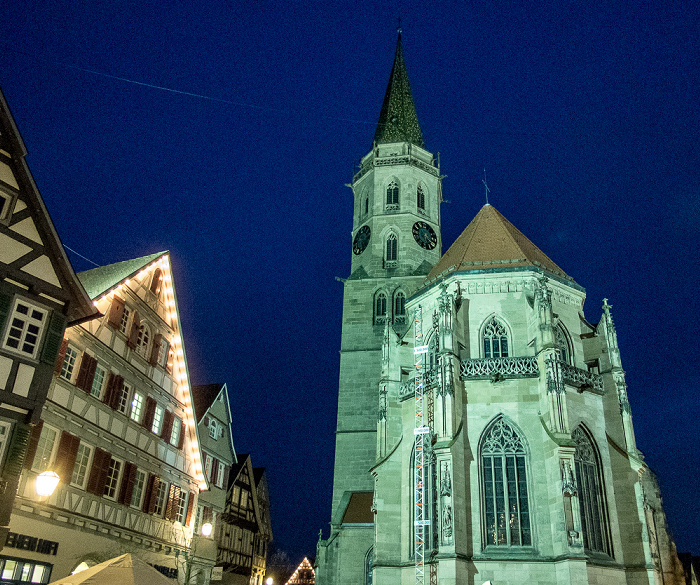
[60,346,79,381]
[481,418,531,547]
[130,393,144,423]
[417,185,425,210]
[103,459,122,499]
[151,405,164,435]
[573,427,612,556]
[90,366,106,399]
[71,443,93,489]
[131,469,147,508]
[153,481,168,516]
[483,317,509,358]
[170,416,182,446]
[119,306,131,335]
[386,234,397,263]
[136,324,150,357]
[117,383,131,415]
[386,181,399,209]
[2,299,47,358]
[31,426,58,473]
[209,419,219,440]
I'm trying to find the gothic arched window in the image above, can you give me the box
[364,195,369,217]
[481,418,532,547]
[394,292,405,317]
[573,427,612,556]
[417,185,425,211]
[482,317,509,358]
[554,324,572,365]
[386,181,399,209]
[365,546,373,585]
[375,292,387,324]
[386,234,398,263]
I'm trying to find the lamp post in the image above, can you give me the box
[201,522,213,537]
[35,471,60,497]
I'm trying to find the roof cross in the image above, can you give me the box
[483,169,490,205]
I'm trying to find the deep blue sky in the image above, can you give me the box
[2,0,699,564]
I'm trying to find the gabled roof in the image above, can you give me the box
[192,383,223,424]
[373,32,425,149]
[0,89,97,324]
[77,251,165,298]
[427,204,574,283]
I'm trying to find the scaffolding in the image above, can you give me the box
[413,306,430,585]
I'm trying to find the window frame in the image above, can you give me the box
[1,298,48,359]
[103,458,123,500]
[118,306,131,335]
[151,404,164,435]
[116,382,132,415]
[60,345,79,381]
[136,323,150,357]
[374,292,387,324]
[153,480,168,516]
[89,365,106,399]
[385,181,399,210]
[0,421,12,470]
[31,424,59,473]
[385,233,398,265]
[417,184,425,211]
[130,468,147,509]
[482,316,510,359]
[70,442,94,489]
[170,415,182,447]
[130,392,144,423]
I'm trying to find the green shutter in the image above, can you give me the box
[40,310,68,365]
[0,291,13,333]
[3,423,31,478]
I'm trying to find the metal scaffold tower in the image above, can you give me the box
[413,306,430,585]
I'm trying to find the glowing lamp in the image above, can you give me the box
[35,470,60,497]
[201,522,213,537]
[266,579,273,585]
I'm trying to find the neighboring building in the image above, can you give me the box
[0,89,97,557]
[192,383,236,582]
[6,252,210,583]
[316,33,685,585]
[285,557,314,585]
[218,454,272,585]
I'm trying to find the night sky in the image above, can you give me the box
[2,1,699,565]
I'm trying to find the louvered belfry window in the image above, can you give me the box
[481,418,531,547]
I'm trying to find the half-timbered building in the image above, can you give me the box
[0,89,97,576]
[7,252,210,582]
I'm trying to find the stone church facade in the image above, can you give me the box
[315,34,683,585]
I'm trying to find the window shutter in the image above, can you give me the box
[142,473,156,513]
[119,462,137,505]
[40,311,67,365]
[185,491,195,526]
[107,296,125,329]
[204,416,210,427]
[147,475,161,515]
[53,338,69,376]
[127,311,140,349]
[86,448,111,495]
[149,334,161,366]
[54,432,80,483]
[75,354,97,393]
[177,423,185,450]
[211,458,218,486]
[0,291,12,332]
[110,375,124,410]
[142,397,157,430]
[222,465,230,491]
[23,420,44,470]
[165,483,181,520]
[160,410,174,441]
[102,373,116,406]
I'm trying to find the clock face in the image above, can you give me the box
[353,225,371,255]
[412,221,437,250]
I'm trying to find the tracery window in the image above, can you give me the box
[481,418,531,547]
[375,293,387,324]
[554,324,572,365]
[386,181,399,209]
[386,233,398,264]
[483,317,509,358]
[417,184,425,211]
[573,427,612,556]
[394,292,406,323]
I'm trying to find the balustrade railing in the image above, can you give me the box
[460,356,539,379]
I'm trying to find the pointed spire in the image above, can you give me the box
[374,31,425,149]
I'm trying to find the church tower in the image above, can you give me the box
[316,32,443,585]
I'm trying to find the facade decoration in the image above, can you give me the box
[316,31,686,585]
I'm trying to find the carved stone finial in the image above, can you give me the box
[561,460,577,496]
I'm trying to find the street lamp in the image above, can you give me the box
[201,522,213,537]
[35,471,60,497]
[266,578,273,585]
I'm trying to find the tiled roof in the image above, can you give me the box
[373,32,425,149]
[427,204,572,282]
[77,251,166,299]
[192,383,223,424]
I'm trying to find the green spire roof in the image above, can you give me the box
[77,251,167,299]
[374,32,425,149]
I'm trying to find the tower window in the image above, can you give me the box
[394,292,405,317]
[481,418,531,547]
[364,196,369,217]
[386,181,399,210]
[375,293,387,324]
[573,427,613,556]
[417,185,425,211]
[554,324,572,365]
[386,234,398,265]
[483,317,509,358]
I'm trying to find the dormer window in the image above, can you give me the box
[386,181,399,210]
[209,419,220,440]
